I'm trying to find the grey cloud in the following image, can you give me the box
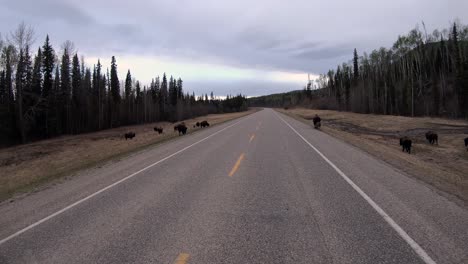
[3,0,95,26]
[292,44,353,61]
[1,0,468,95]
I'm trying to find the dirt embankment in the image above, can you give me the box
[0,110,256,201]
[279,108,468,206]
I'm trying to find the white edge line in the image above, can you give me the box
[274,111,437,264]
[0,114,252,246]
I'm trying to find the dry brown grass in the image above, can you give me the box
[0,110,256,200]
[279,108,468,205]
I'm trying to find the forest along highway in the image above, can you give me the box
[0,109,467,264]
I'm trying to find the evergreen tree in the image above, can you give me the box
[2,45,15,139]
[15,48,27,143]
[23,45,33,96]
[154,76,160,104]
[3,46,14,109]
[51,65,60,135]
[71,53,81,133]
[135,81,142,103]
[61,48,71,100]
[42,35,54,98]
[169,76,178,106]
[60,47,71,133]
[0,70,5,104]
[125,70,132,99]
[110,56,120,103]
[177,78,183,99]
[160,73,168,118]
[31,48,42,97]
[71,54,81,106]
[353,48,359,81]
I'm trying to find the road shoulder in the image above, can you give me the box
[277,108,468,208]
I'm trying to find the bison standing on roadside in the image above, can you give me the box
[200,120,210,128]
[125,132,136,140]
[425,131,438,145]
[312,114,321,129]
[174,123,187,135]
[465,137,468,151]
[154,127,163,134]
[194,122,200,128]
[400,137,412,154]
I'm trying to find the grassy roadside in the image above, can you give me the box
[0,109,258,201]
[278,108,468,206]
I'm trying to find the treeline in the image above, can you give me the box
[250,21,468,118]
[0,24,247,147]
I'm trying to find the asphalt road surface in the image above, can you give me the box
[1,109,467,264]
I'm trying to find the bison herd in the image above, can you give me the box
[400,132,468,154]
[194,120,210,128]
[124,120,211,140]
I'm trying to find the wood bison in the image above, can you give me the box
[465,137,468,151]
[125,132,136,140]
[200,120,210,128]
[400,137,412,154]
[154,127,163,134]
[174,123,187,135]
[312,115,321,129]
[425,131,438,145]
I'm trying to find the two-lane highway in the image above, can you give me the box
[0,109,467,263]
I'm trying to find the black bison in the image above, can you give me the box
[154,127,163,134]
[174,123,187,135]
[465,137,468,151]
[425,131,438,145]
[312,114,321,129]
[400,137,412,154]
[125,132,136,140]
[200,120,210,128]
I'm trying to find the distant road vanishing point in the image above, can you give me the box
[1,109,467,264]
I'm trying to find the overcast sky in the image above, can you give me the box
[1,0,467,96]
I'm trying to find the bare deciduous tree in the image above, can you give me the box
[8,22,35,51]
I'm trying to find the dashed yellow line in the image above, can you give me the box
[174,253,190,264]
[229,153,245,177]
[249,134,255,143]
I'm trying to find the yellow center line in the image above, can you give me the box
[174,253,190,264]
[229,153,245,177]
[249,134,255,143]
